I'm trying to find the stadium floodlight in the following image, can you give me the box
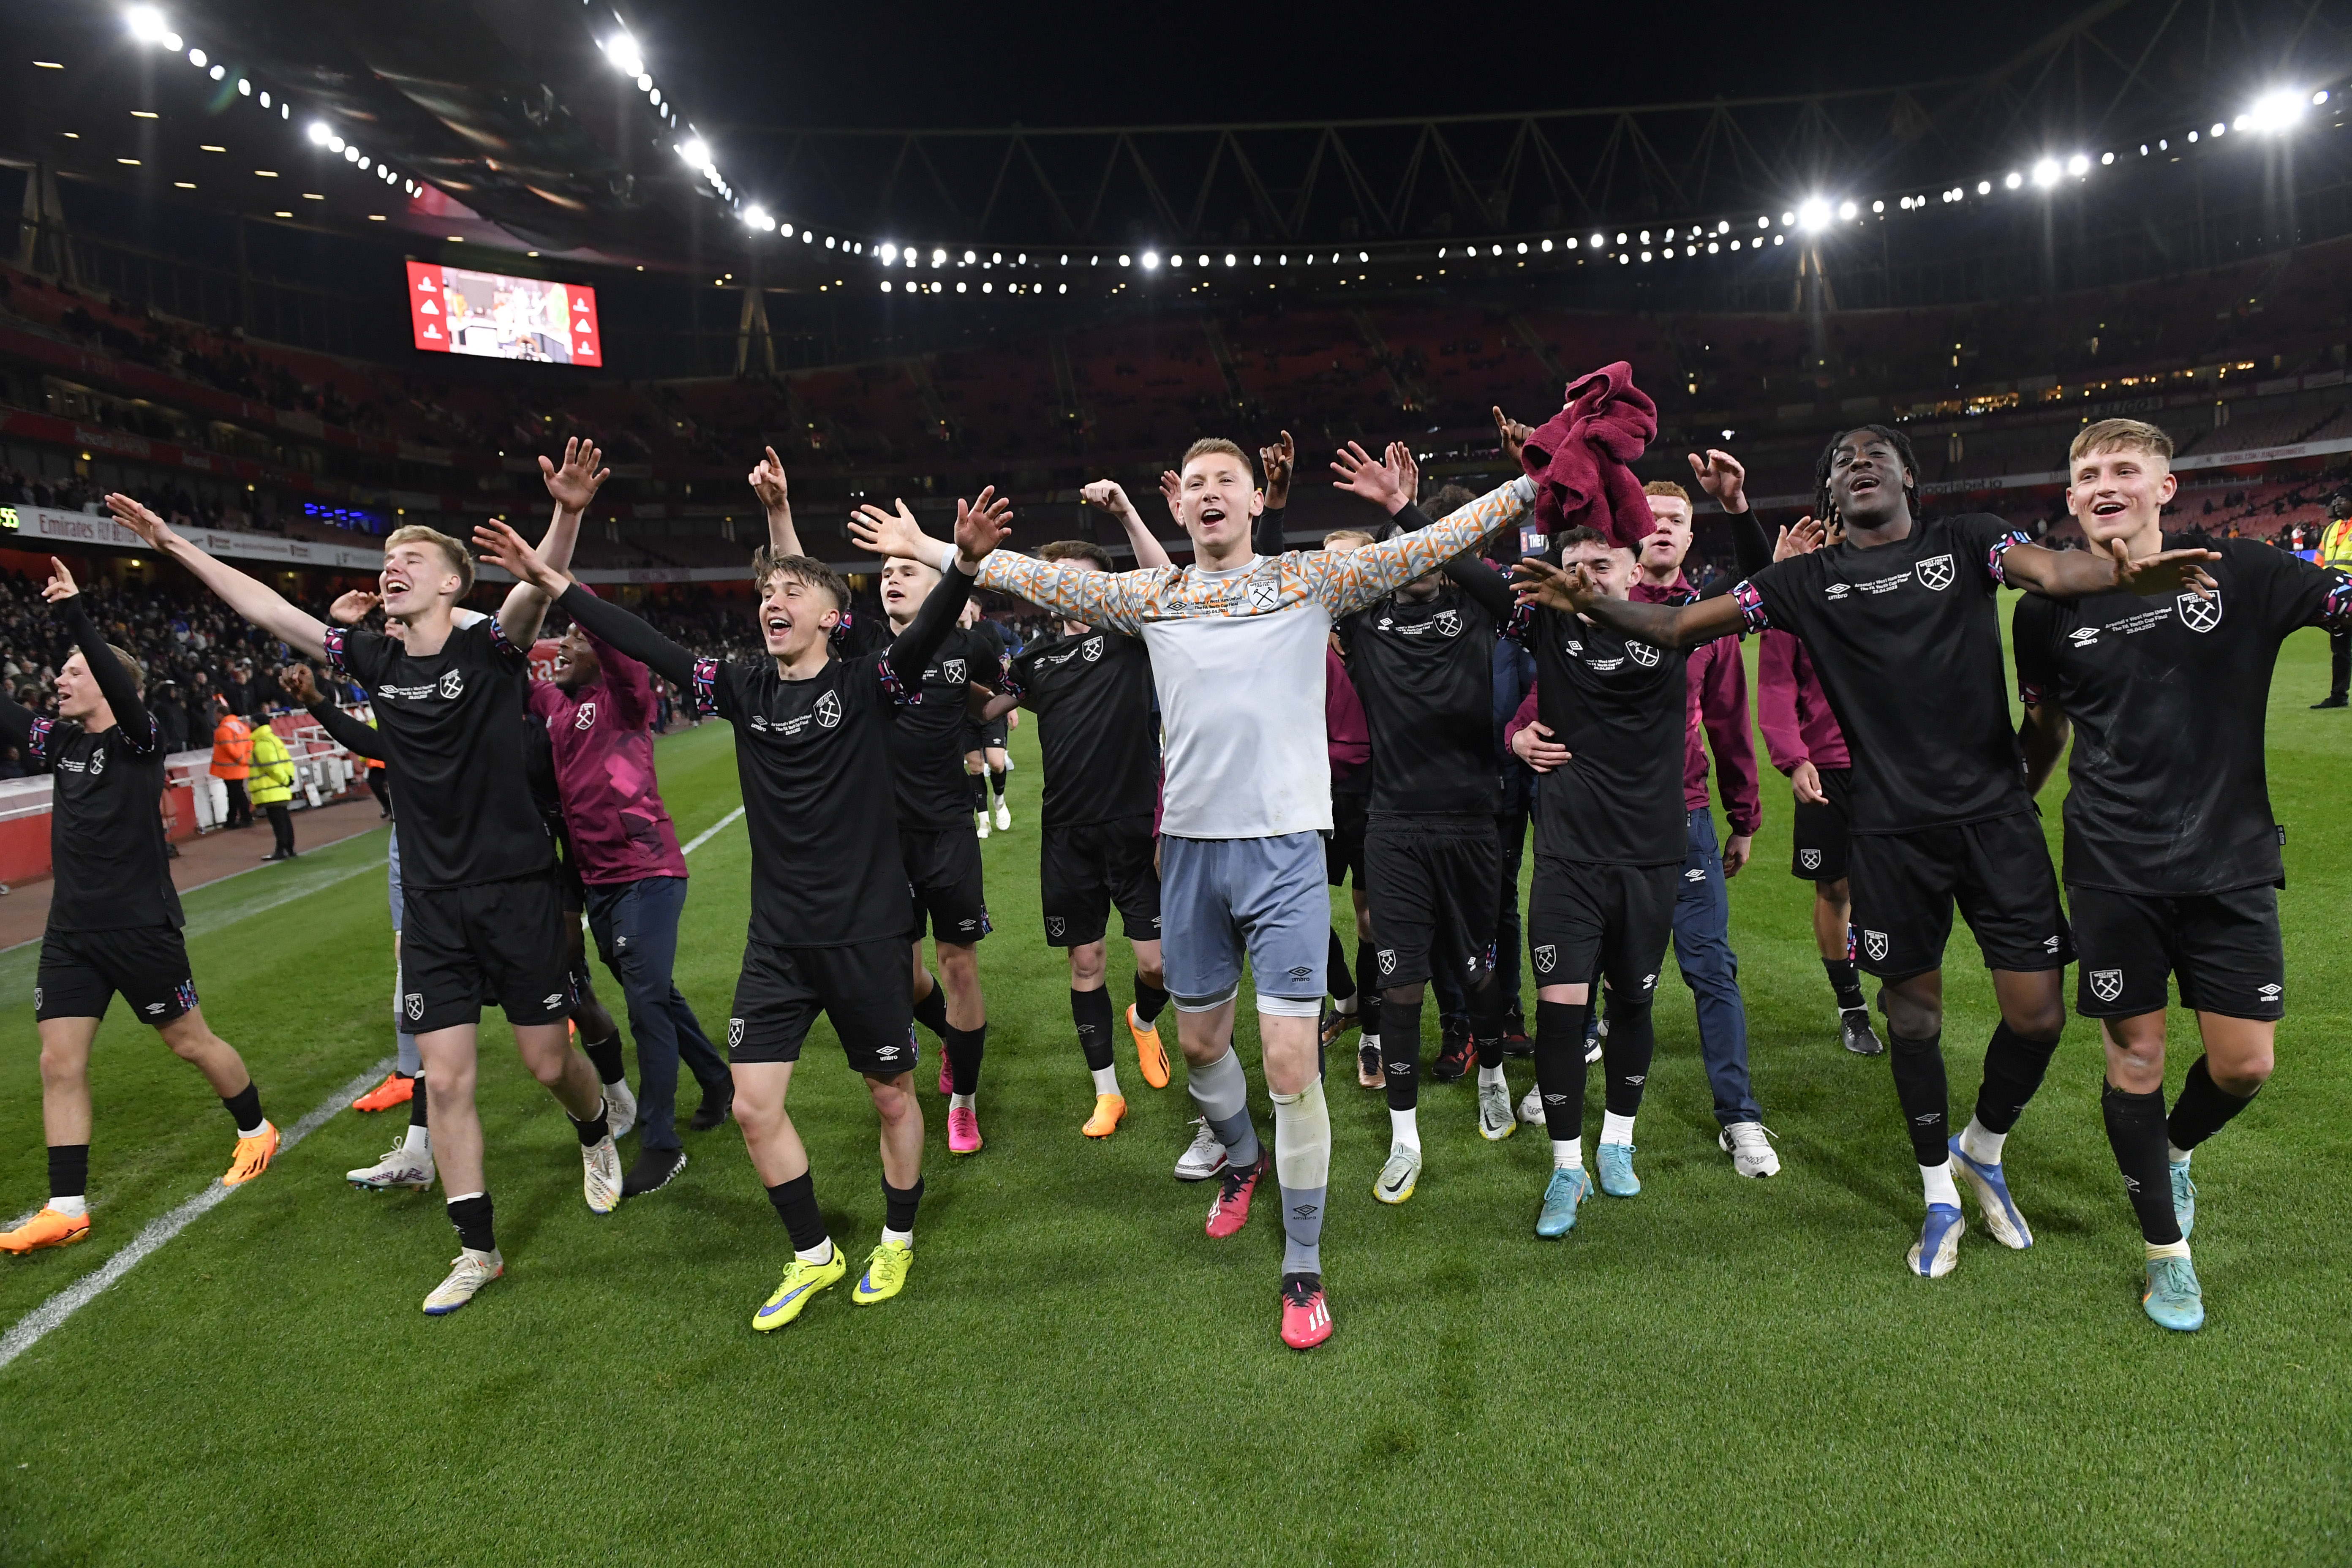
[679,137,711,171]
[1977,180,1992,194]
[1170,254,1183,267]
[2067,153,2090,176]
[1141,251,1159,269]
[1225,253,1237,266]
[2317,90,2332,106]
[605,34,645,77]
[1872,199,1885,213]
[879,242,897,262]
[2031,158,2060,188]
[344,144,359,162]
[2210,122,2226,136]
[1592,233,1606,247]
[306,121,331,144]
[126,6,169,44]
[187,48,205,67]
[1780,210,1794,225]
[2102,151,2115,165]
[2004,171,2023,189]
[1541,238,1553,252]
[1796,198,1830,231]
[962,249,975,263]
[1837,199,1857,220]
[931,247,945,265]
[2244,90,2306,133]
[1515,242,1527,254]
[328,135,345,153]
[743,205,768,229]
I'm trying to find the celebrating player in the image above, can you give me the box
[1321,471,1518,1205]
[106,439,620,1317]
[859,436,1533,1350]
[477,490,1008,1328]
[0,558,278,1255]
[959,598,1015,838]
[2014,417,2330,1331]
[1513,424,2215,1277]
[979,538,1171,1139]
[855,498,1002,1157]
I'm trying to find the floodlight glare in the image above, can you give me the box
[2004,171,2025,189]
[744,205,767,228]
[125,6,168,44]
[2245,90,2306,133]
[680,137,711,170]
[1796,198,1831,231]
[605,34,645,77]
[1837,199,1858,220]
[306,121,331,144]
[2032,158,2061,187]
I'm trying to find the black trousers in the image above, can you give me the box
[2330,626,2349,700]
[220,777,251,828]
[264,802,294,855]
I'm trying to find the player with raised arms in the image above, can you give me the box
[0,558,279,1255]
[477,490,1009,1328]
[2014,417,2341,1330]
[103,441,617,1315]
[855,436,1532,1350]
[1510,424,2215,1277]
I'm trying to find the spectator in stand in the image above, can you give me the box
[152,680,189,752]
[2316,493,2352,710]
[0,745,22,780]
[210,696,253,829]
[248,712,298,861]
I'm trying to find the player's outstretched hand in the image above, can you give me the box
[1511,556,1596,614]
[1511,718,1571,773]
[1688,448,1747,512]
[1331,441,1409,514]
[849,498,936,561]
[40,556,78,605]
[749,446,790,514]
[1260,430,1295,506]
[277,662,321,705]
[103,492,175,547]
[471,519,570,596]
[540,437,610,513]
[1385,442,1421,509]
[1774,516,1827,561]
[328,588,382,626]
[954,487,1014,566]
[2111,537,2221,598]
[1493,406,1533,469]
[1791,759,1829,807]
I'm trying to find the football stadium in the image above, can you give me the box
[0,1,2348,1560]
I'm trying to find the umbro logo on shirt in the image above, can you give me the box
[2069,626,2101,647]
[1684,868,1705,882]
[1824,583,1851,601]
[875,1044,900,1062]
[542,993,564,1009]
[144,1001,166,1015]
[2257,983,2283,1001]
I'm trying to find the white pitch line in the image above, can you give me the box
[0,797,744,1369]
[680,804,745,856]
[0,1057,393,1373]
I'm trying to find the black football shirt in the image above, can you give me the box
[1009,626,1160,827]
[32,715,181,933]
[1337,585,1501,818]
[1524,602,1690,866]
[2013,535,2349,895]
[1740,513,2032,835]
[327,619,554,889]
[702,651,910,946]
[889,623,990,828]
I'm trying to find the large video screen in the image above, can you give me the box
[406,261,602,366]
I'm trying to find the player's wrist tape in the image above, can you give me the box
[938,542,961,575]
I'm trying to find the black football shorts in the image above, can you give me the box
[400,873,574,1034]
[1789,765,1853,884]
[36,926,197,1026]
[1039,814,1160,948]
[901,825,991,944]
[2068,883,2284,1021]
[1525,857,1677,1003]
[728,937,918,1077]
[1363,815,1500,991]
[1845,813,2072,981]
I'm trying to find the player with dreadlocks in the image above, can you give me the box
[1512,422,2216,1279]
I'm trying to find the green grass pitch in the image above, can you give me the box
[0,620,2345,1565]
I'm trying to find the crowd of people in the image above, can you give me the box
[0,386,2344,1358]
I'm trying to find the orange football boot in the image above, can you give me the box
[351,1073,415,1113]
[222,1122,280,1187]
[0,1206,90,1253]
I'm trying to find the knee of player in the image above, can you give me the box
[36,1039,82,1081]
[867,1073,920,1122]
[1134,956,1165,989]
[2213,1044,2275,1095]
[1381,981,1425,1008]
[1066,943,1108,987]
[2006,997,2068,1043]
